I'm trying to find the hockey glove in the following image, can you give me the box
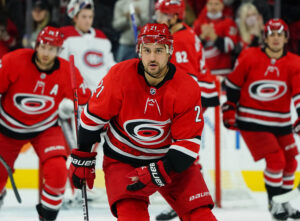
[222,101,238,130]
[127,161,171,195]
[58,98,74,120]
[70,149,97,189]
[293,118,300,135]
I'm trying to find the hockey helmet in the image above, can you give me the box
[155,0,185,20]
[36,26,64,47]
[137,23,173,55]
[264,18,289,38]
[67,0,94,19]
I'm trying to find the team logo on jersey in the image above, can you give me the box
[83,51,103,68]
[264,65,280,77]
[249,80,287,101]
[124,119,171,145]
[13,93,55,114]
[150,87,156,95]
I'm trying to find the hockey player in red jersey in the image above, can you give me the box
[0,26,91,220]
[154,1,219,219]
[155,0,219,112]
[222,19,300,221]
[69,23,217,221]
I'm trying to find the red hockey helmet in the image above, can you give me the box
[137,23,173,55]
[264,18,289,38]
[36,26,64,48]
[155,0,185,20]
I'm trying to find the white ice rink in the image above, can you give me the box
[1,189,300,221]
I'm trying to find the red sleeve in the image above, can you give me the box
[80,65,122,126]
[291,56,300,116]
[0,53,17,93]
[75,66,91,105]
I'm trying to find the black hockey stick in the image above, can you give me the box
[273,183,300,203]
[69,54,89,221]
[0,155,22,203]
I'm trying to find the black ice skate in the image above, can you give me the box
[156,207,178,221]
[36,203,59,221]
[269,200,289,221]
[283,202,300,220]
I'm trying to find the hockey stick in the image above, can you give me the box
[273,184,300,203]
[129,3,138,42]
[0,155,22,203]
[69,55,89,221]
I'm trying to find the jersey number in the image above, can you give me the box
[175,51,188,63]
[194,106,201,122]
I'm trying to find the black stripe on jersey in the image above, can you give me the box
[201,96,220,108]
[86,103,109,123]
[78,125,103,152]
[225,79,240,103]
[164,148,196,173]
[103,141,162,168]
[110,119,170,150]
[0,124,43,140]
[237,120,292,135]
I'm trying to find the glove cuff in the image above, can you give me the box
[148,161,171,187]
[71,149,97,158]
[222,101,237,112]
[71,149,97,168]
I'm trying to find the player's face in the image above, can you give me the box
[207,0,224,14]
[265,31,287,52]
[32,8,47,23]
[141,43,169,79]
[36,43,58,68]
[74,9,94,33]
[156,11,170,26]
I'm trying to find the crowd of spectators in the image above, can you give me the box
[0,0,300,61]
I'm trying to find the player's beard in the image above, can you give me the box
[35,55,55,70]
[144,62,168,79]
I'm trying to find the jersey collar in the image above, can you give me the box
[32,51,60,74]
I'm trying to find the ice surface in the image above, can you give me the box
[1,189,300,221]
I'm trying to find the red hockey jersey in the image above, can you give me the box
[171,24,219,108]
[0,49,91,139]
[225,47,300,134]
[193,16,238,75]
[80,59,203,167]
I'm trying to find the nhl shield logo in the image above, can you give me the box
[150,87,156,95]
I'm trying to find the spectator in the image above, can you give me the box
[193,0,238,76]
[0,9,18,57]
[112,0,150,62]
[59,0,115,91]
[22,0,57,48]
[236,3,264,50]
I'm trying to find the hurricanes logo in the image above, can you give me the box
[124,119,171,145]
[84,51,104,68]
[13,93,55,114]
[249,80,287,101]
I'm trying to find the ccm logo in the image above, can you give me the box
[72,159,96,167]
[149,163,165,187]
[189,192,210,201]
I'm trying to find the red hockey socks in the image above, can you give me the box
[116,198,149,221]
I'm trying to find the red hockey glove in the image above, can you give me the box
[293,118,300,135]
[70,149,97,189]
[222,101,238,130]
[127,161,171,195]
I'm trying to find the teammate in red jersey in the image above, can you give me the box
[69,23,217,221]
[154,1,219,219]
[223,19,300,221]
[0,26,90,221]
[155,0,219,112]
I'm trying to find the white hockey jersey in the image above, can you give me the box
[59,26,116,90]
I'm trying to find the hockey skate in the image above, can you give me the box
[269,200,289,221]
[156,207,178,221]
[283,202,300,220]
[0,189,6,208]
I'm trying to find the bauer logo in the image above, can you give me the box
[189,192,210,201]
[249,80,287,101]
[84,51,104,68]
